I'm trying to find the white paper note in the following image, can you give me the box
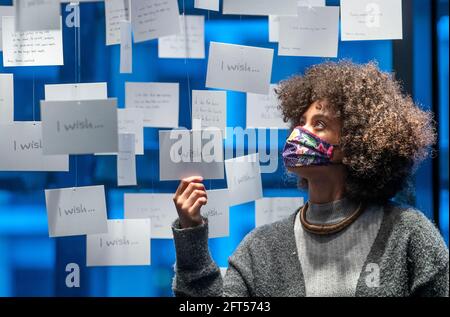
[206,42,274,94]
[268,0,326,43]
[86,219,151,266]
[45,185,108,238]
[246,84,289,129]
[279,7,340,58]
[255,197,304,227]
[125,82,179,128]
[131,0,180,43]
[40,99,119,155]
[105,0,130,46]
[124,193,178,239]
[194,0,219,11]
[0,122,68,171]
[44,83,108,101]
[2,16,64,67]
[0,6,14,51]
[117,133,136,186]
[159,129,224,181]
[15,0,60,31]
[201,189,230,238]
[223,0,297,16]
[0,73,13,123]
[120,21,133,73]
[341,0,403,41]
[225,153,263,206]
[192,90,227,138]
[158,15,205,59]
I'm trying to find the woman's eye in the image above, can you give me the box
[315,121,326,129]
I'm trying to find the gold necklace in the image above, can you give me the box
[299,201,364,235]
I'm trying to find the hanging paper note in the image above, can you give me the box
[45,185,108,238]
[0,73,13,123]
[192,90,227,138]
[341,0,403,41]
[44,83,108,101]
[194,0,219,12]
[87,219,151,266]
[117,133,137,187]
[206,42,274,94]
[0,6,14,51]
[105,0,130,46]
[15,0,60,32]
[255,197,304,227]
[40,98,119,155]
[201,189,230,238]
[222,0,298,16]
[120,21,133,73]
[0,122,68,172]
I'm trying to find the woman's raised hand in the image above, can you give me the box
[173,176,208,228]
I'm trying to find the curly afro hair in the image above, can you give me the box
[276,60,437,204]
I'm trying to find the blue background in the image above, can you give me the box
[0,0,448,296]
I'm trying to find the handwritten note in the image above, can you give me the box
[223,0,298,16]
[2,16,63,67]
[206,42,274,94]
[45,185,108,238]
[0,122,68,171]
[0,6,14,51]
[201,189,230,238]
[159,129,224,181]
[124,193,178,239]
[40,98,119,155]
[268,0,325,42]
[87,219,151,266]
[341,0,403,41]
[0,73,13,123]
[192,90,227,138]
[279,7,340,58]
[120,21,133,73]
[255,197,304,227]
[246,84,289,129]
[194,0,219,11]
[125,82,179,128]
[117,133,137,187]
[158,15,205,59]
[225,153,263,206]
[44,82,108,101]
[105,0,130,46]
[15,0,60,31]
[131,0,180,43]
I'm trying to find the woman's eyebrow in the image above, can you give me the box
[311,113,332,121]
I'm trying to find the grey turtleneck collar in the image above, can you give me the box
[306,197,361,225]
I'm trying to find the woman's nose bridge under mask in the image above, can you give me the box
[282,126,340,167]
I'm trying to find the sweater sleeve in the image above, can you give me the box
[407,210,449,297]
[171,217,251,297]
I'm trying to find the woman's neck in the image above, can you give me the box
[306,169,347,204]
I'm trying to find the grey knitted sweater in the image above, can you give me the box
[171,200,449,297]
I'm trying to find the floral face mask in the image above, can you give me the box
[282,126,340,167]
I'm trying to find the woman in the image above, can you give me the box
[170,61,449,297]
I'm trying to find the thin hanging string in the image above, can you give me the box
[74,3,81,189]
[182,0,192,122]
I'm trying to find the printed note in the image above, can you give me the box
[223,0,298,16]
[255,197,304,227]
[0,73,13,123]
[341,0,403,41]
[225,153,263,206]
[87,219,151,266]
[124,193,178,239]
[279,7,340,58]
[192,90,227,138]
[246,84,289,129]
[0,122,68,171]
[40,99,119,155]
[117,133,137,187]
[105,0,130,46]
[201,189,230,238]
[0,6,14,51]
[131,0,180,43]
[2,16,63,67]
[44,83,108,101]
[45,185,108,238]
[158,15,205,59]
[159,128,224,181]
[125,82,179,128]
[194,0,219,11]
[120,21,133,73]
[206,42,274,94]
[15,0,60,31]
